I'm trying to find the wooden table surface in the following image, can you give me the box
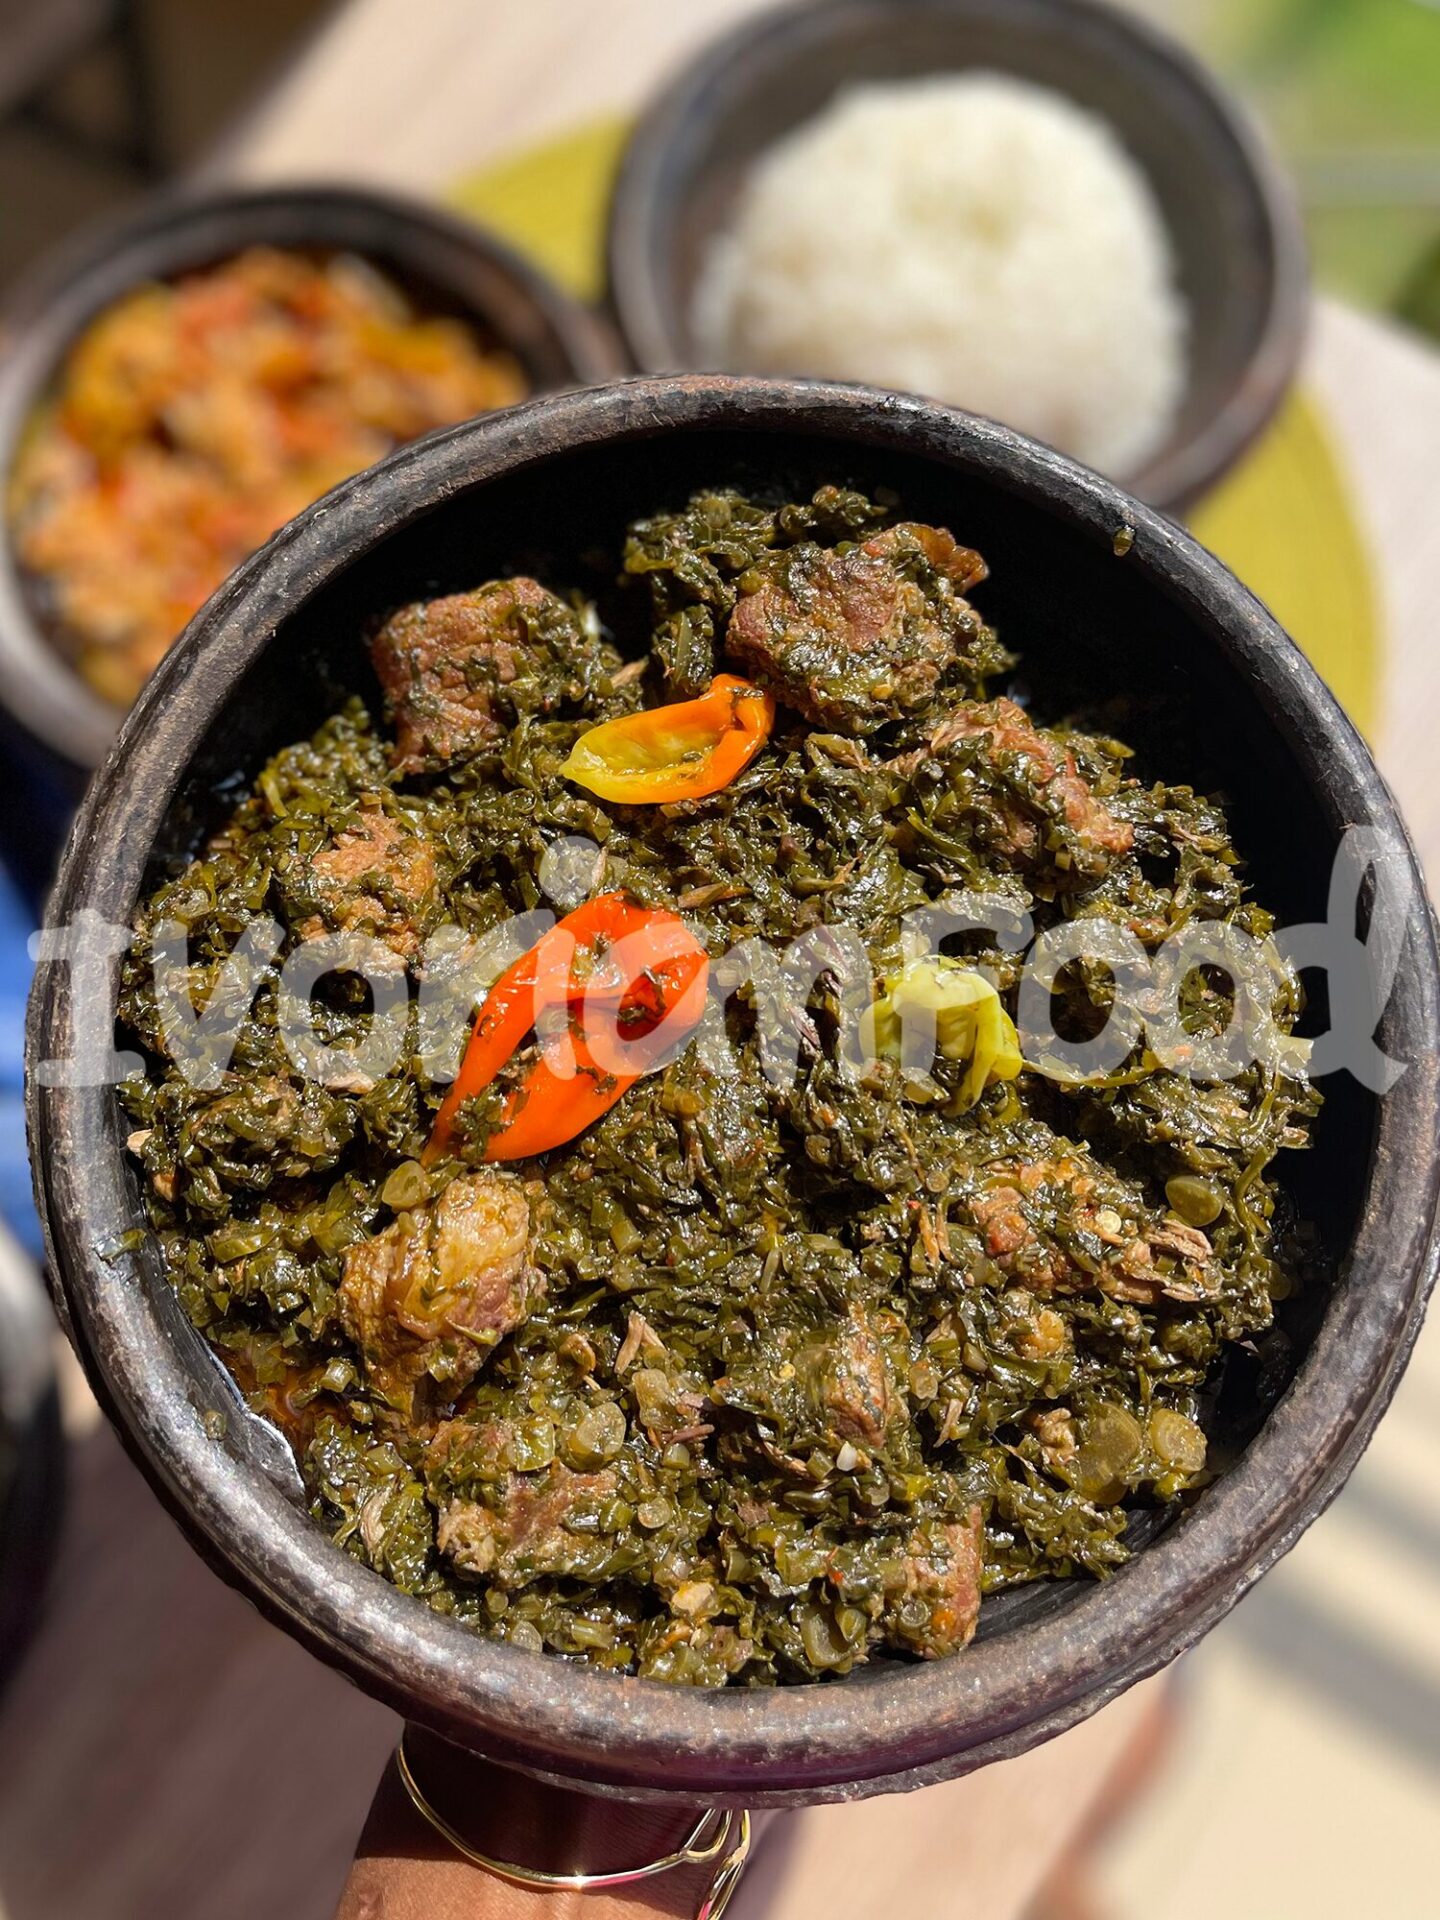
[5,4,1439,1918]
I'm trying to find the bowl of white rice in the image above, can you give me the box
[606,0,1308,511]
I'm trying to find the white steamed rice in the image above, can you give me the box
[693,73,1188,478]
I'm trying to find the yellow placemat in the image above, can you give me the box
[456,120,629,305]
[453,120,1380,738]
[1187,396,1378,734]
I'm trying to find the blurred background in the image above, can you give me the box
[0,3,1437,1918]
[8,1,1440,336]
[0,1,324,285]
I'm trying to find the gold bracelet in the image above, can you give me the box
[396,1732,753,1918]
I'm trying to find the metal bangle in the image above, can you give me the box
[396,1732,753,1918]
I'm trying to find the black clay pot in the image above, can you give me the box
[0,183,622,800]
[26,376,1440,1805]
[607,0,1309,514]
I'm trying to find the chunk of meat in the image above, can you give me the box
[299,805,438,960]
[807,1306,895,1449]
[424,1412,510,1477]
[886,1507,984,1658]
[968,1178,1071,1290]
[935,698,1133,876]
[370,576,569,774]
[1004,1291,1071,1363]
[871,522,988,591]
[437,1464,620,1584]
[1030,1406,1079,1474]
[725,522,989,732]
[180,1073,354,1192]
[339,1171,539,1417]
[965,1154,1217,1305]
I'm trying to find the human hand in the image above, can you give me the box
[333,1729,744,1920]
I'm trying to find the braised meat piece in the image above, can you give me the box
[339,1171,539,1417]
[164,1073,354,1206]
[437,1462,621,1585]
[1029,1407,1080,1475]
[964,1153,1216,1305]
[885,1508,985,1658]
[807,1306,895,1450]
[371,576,591,775]
[725,521,990,732]
[872,522,988,588]
[298,804,439,960]
[927,697,1133,877]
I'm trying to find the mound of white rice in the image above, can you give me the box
[693,73,1187,478]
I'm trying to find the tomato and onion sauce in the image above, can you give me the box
[9,246,527,707]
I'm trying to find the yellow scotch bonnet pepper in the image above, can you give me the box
[561,674,775,804]
[864,957,1024,1109]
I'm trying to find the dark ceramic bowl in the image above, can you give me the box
[607,0,1309,514]
[27,376,1440,1806]
[0,183,622,781]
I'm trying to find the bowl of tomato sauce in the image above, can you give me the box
[0,184,620,789]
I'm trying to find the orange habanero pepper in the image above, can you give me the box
[560,674,774,804]
[425,892,708,1163]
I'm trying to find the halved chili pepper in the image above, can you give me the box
[560,674,775,804]
[425,891,708,1163]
